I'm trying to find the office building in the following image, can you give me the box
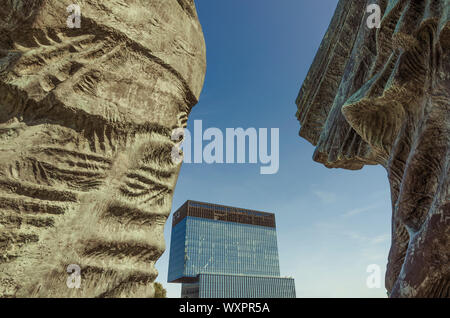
[167,200,296,298]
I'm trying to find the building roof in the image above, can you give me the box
[172,200,276,228]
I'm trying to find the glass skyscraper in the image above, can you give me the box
[168,200,296,298]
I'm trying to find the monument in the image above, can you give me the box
[0,0,206,297]
[297,0,449,297]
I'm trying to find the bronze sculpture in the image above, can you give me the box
[297,0,449,297]
[0,0,206,297]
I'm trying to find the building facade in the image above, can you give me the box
[168,200,296,298]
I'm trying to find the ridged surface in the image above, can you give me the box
[297,0,449,297]
[0,0,206,297]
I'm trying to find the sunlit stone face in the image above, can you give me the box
[0,0,206,297]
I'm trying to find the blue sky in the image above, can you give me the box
[155,0,392,298]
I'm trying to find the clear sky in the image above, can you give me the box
[155,0,392,298]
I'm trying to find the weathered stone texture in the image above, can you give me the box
[0,0,206,297]
[297,0,449,297]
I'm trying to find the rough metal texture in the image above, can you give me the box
[0,0,206,297]
[297,0,449,297]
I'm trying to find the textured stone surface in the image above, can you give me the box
[297,0,449,297]
[0,0,206,297]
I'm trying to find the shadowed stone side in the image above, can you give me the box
[0,0,206,297]
[297,0,449,297]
